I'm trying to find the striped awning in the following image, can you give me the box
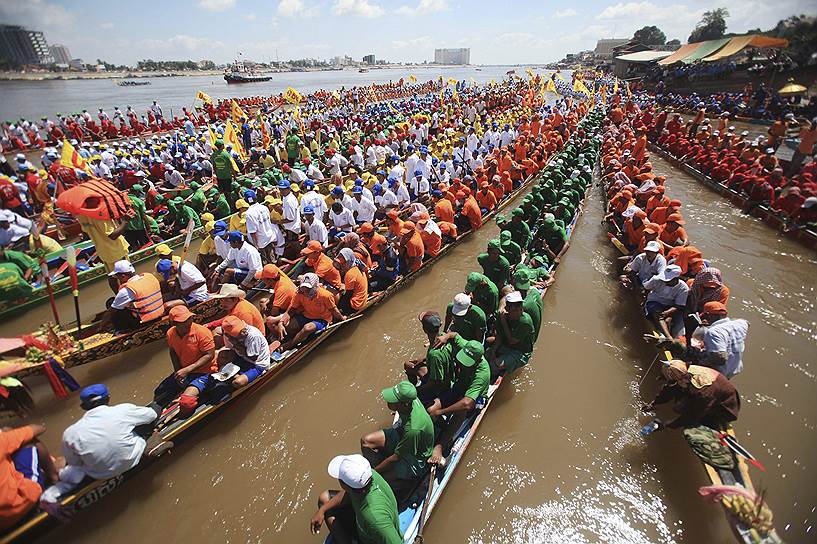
[681,38,731,64]
[703,35,789,62]
[658,43,702,65]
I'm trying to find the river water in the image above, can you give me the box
[0,66,527,122]
[3,151,814,543]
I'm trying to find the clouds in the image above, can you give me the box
[396,0,449,16]
[332,0,385,18]
[392,36,434,49]
[197,0,236,11]
[554,8,577,18]
[277,0,317,18]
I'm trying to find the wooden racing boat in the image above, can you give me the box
[0,159,546,544]
[649,143,817,251]
[604,201,782,544]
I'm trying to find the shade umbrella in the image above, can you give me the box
[778,78,807,96]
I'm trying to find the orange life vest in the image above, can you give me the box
[124,273,165,323]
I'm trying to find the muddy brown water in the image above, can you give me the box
[3,156,816,543]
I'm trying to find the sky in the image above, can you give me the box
[1,0,814,66]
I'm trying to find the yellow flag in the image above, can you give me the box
[210,127,240,172]
[525,68,535,79]
[284,86,303,104]
[439,88,445,104]
[231,100,247,124]
[490,79,495,86]
[545,78,557,94]
[613,78,619,95]
[573,78,590,97]
[625,81,632,99]
[554,72,565,81]
[196,90,213,104]
[452,86,460,103]
[293,107,301,120]
[447,77,457,86]
[59,139,93,175]
[388,102,398,114]
[470,77,476,85]
[408,74,417,83]
[601,84,607,107]
[223,121,247,162]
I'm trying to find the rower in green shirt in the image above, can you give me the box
[464,271,499,318]
[311,454,402,544]
[166,197,201,231]
[499,230,522,267]
[208,188,231,218]
[210,139,234,196]
[477,239,510,288]
[444,292,487,342]
[361,381,434,497]
[285,132,301,166]
[506,208,531,246]
[512,270,543,342]
[186,181,207,213]
[405,311,454,404]
[491,290,536,376]
[0,248,38,281]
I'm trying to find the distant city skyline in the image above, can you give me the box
[1,0,814,66]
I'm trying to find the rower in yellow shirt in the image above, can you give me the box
[230,199,248,233]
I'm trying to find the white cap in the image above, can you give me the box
[299,272,319,289]
[135,171,147,177]
[0,209,14,222]
[658,264,682,281]
[644,240,661,252]
[451,293,471,316]
[327,454,372,489]
[14,153,24,160]
[108,260,135,276]
[505,291,523,303]
[802,196,817,209]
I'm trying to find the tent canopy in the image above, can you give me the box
[703,35,789,62]
[658,43,703,65]
[615,50,673,63]
[682,38,731,64]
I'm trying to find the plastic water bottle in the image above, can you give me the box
[640,418,662,437]
[475,397,486,410]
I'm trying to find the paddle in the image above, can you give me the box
[64,246,84,347]
[413,464,437,544]
[719,432,767,472]
[31,222,60,326]
[175,219,196,284]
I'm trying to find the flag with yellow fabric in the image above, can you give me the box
[613,78,619,95]
[554,72,566,81]
[59,139,93,175]
[446,77,457,86]
[601,84,607,107]
[625,81,632,99]
[545,78,557,94]
[223,121,247,162]
[196,90,213,104]
[231,100,247,124]
[573,78,590,97]
[408,74,417,83]
[210,127,240,172]
[258,114,271,149]
[525,68,534,79]
[284,86,303,104]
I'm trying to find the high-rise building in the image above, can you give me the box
[433,48,470,65]
[363,54,375,65]
[49,43,72,64]
[0,24,54,65]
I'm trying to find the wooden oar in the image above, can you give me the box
[175,219,196,281]
[413,463,437,544]
[31,222,60,326]
[64,246,84,348]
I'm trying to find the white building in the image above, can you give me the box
[49,44,71,64]
[434,48,470,65]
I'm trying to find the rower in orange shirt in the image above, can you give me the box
[489,175,505,202]
[300,240,342,290]
[432,190,455,223]
[461,190,483,230]
[416,216,442,257]
[659,214,688,249]
[385,209,404,239]
[399,221,425,273]
[335,248,368,314]
[475,181,498,212]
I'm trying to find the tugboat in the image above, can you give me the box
[224,57,271,84]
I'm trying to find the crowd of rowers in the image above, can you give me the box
[601,100,747,434]
[308,117,602,544]
[614,92,817,230]
[0,79,573,298]
[0,78,440,152]
[0,85,595,533]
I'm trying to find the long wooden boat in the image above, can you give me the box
[605,205,782,544]
[649,143,817,251]
[0,158,545,544]
[390,204,583,544]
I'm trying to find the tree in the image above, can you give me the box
[769,15,817,67]
[666,39,681,47]
[633,25,667,45]
[689,8,729,42]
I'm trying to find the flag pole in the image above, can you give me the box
[32,222,60,326]
[65,245,84,347]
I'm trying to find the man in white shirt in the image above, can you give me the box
[0,209,32,246]
[623,241,666,287]
[243,189,277,261]
[163,165,183,188]
[373,183,398,217]
[279,180,302,240]
[466,128,480,153]
[300,180,328,219]
[329,201,355,238]
[643,264,689,339]
[349,187,377,224]
[388,155,405,184]
[694,302,749,378]
[305,158,325,181]
[409,170,430,199]
[218,315,270,387]
[213,231,263,289]
[303,205,329,247]
[389,177,410,207]
[354,178,374,202]
[323,149,348,177]
[156,258,209,305]
[499,124,515,148]
[41,383,158,502]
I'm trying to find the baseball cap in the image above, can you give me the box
[243,189,257,202]
[400,221,416,235]
[456,340,484,367]
[505,290,524,304]
[228,231,244,243]
[156,258,174,278]
[301,240,324,255]
[513,270,531,290]
[381,381,418,404]
[169,305,194,322]
[358,222,374,234]
[303,205,315,215]
[221,315,246,337]
[154,243,173,256]
[487,239,500,251]
[213,221,228,235]
[79,383,109,403]
[255,264,281,280]
[451,293,471,316]
[417,311,442,328]
[658,264,682,281]
[327,454,372,489]
[702,301,728,315]
[108,260,135,276]
[464,272,483,293]
[278,179,291,189]
[299,272,319,289]
[644,240,661,252]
